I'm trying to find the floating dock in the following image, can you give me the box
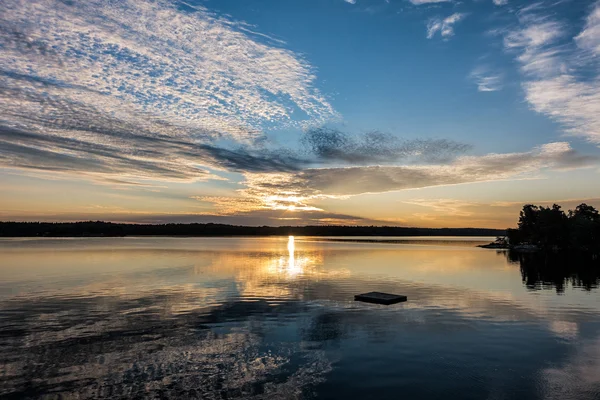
[354,292,407,305]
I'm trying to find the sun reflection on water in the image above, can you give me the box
[263,236,313,278]
[284,235,302,276]
[288,235,295,264]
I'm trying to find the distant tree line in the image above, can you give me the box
[507,203,600,253]
[0,221,505,238]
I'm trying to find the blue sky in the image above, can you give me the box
[207,0,583,152]
[1,0,600,227]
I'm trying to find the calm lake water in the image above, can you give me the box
[1,236,599,399]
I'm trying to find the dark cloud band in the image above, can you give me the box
[301,128,471,164]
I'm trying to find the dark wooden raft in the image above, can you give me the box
[354,291,407,305]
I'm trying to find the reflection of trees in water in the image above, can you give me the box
[505,250,600,293]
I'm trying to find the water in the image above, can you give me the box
[0,236,599,399]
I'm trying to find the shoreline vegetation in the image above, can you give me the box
[0,221,504,238]
[479,203,600,257]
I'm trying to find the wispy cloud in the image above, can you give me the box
[0,0,337,135]
[427,13,466,39]
[401,199,477,216]
[193,195,323,214]
[410,0,452,4]
[0,0,338,182]
[1,208,395,226]
[0,124,304,184]
[576,4,600,55]
[470,66,504,92]
[504,2,600,145]
[239,142,598,205]
[493,0,508,5]
[504,16,565,77]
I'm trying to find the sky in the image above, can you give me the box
[1,0,600,228]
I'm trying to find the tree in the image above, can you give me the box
[511,203,600,254]
[569,203,600,221]
[506,228,524,245]
[536,204,568,249]
[517,204,540,244]
[569,204,600,252]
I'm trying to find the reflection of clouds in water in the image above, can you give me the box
[3,239,600,399]
[2,268,600,399]
[0,294,332,399]
[549,321,579,341]
[541,337,600,400]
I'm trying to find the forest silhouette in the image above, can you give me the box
[0,222,504,238]
[507,203,600,254]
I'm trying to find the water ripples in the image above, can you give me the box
[1,237,599,399]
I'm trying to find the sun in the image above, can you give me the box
[287,205,296,211]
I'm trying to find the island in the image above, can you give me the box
[479,203,600,256]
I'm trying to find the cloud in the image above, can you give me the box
[0,105,473,182]
[300,128,471,164]
[576,4,600,55]
[524,76,600,145]
[427,13,466,39]
[493,0,508,5]
[504,2,600,145]
[470,67,504,92]
[503,15,565,77]
[3,208,396,226]
[0,0,337,182]
[401,199,478,216]
[344,0,357,4]
[241,142,598,199]
[193,195,323,214]
[0,125,304,184]
[0,0,337,135]
[409,0,452,4]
